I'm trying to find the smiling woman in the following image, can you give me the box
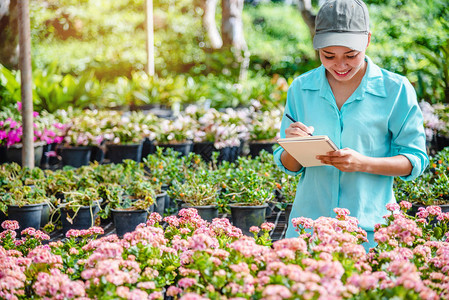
[274,0,429,252]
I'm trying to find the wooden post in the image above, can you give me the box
[18,0,34,168]
[145,0,155,76]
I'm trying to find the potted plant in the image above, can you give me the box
[222,166,274,235]
[143,147,188,214]
[54,187,103,234]
[153,115,194,157]
[0,185,47,233]
[56,109,105,167]
[186,106,245,163]
[108,182,156,237]
[0,103,63,166]
[247,109,281,157]
[103,111,153,163]
[168,175,220,222]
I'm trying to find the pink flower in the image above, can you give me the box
[164,215,180,227]
[249,226,260,233]
[416,208,429,219]
[2,220,19,231]
[386,203,400,212]
[262,285,292,299]
[66,229,82,239]
[426,206,442,216]
[146,212,162,226]
[33,268,86,299]
[178,277,197,289]
[399,201,412,210]
[187,233,218,251]
[89,226,104,235]
[166,286,182,296]
[260,222,275,232]
[45,150,58,157]
[334,207,350,216]
[116,286,130,298]
[180,293,208,300]
[291,217,314,229]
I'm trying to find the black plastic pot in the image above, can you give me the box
[219,146,239,163]
[248,141,277,157]
[90,145,105,163]
[285,203,293,224]
[40,203,51,228]
[265,201,277,218]
[60,146,92,168]
[161,184,171,213]
[229,203,268,236]
[436,134,449,152]
[60,203,101,234]
[174,199,184,213]
[192,142,216,162]
[112,209,149,237]
[7,203,43,233]
[193,142,239,163]
[4,142,45,167]
[181,204,219,222]
[141,138,155,161]
[0,210,6,225]
[154,191,167,216]
[106,143,143,163]
[0,146,6,164]
[156,142,192,157]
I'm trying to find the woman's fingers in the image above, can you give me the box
[286,122,314,137]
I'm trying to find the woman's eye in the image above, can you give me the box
[324,56,334,60]
[347,53,359,59]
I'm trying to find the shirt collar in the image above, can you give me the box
[301,56,387,98]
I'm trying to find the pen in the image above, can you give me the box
[285,113,313,136]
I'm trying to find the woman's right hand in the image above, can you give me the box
[285,121,314,138]
[280,121,314,172]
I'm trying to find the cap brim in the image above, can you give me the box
[313,32,368,52]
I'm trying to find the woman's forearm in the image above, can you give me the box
[280,150,303,172]
[361,155,413,177]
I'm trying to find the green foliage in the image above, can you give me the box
[0,64,21,108]
[33,63,101,112]
[6,0,443,109]
[244,3,318,78]
[394,147,449,205]
[368,0,449,103]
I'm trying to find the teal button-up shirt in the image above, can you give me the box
[274,56,429,238]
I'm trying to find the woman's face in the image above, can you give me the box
[318,41,369,83]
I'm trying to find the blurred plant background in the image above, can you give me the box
[0,0,447,112]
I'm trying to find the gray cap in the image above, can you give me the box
[313,0,370,51]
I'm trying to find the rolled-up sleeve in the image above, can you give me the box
[389,78,429,181]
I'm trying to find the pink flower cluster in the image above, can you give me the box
[20,228,50,241]
[65,227,104,239]
[0,247,30,299]
[1,220,19,231]
[1,202,449,299]
[0,103,65,147]
[33,268,86,299]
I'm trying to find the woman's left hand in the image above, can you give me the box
[316,148,367,172]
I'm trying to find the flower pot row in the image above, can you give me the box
[50,140,277,168]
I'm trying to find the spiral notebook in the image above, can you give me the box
[277,135,339,167]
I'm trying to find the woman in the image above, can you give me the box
[274,0,428,250]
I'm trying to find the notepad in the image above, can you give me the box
[277,135,339,167]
